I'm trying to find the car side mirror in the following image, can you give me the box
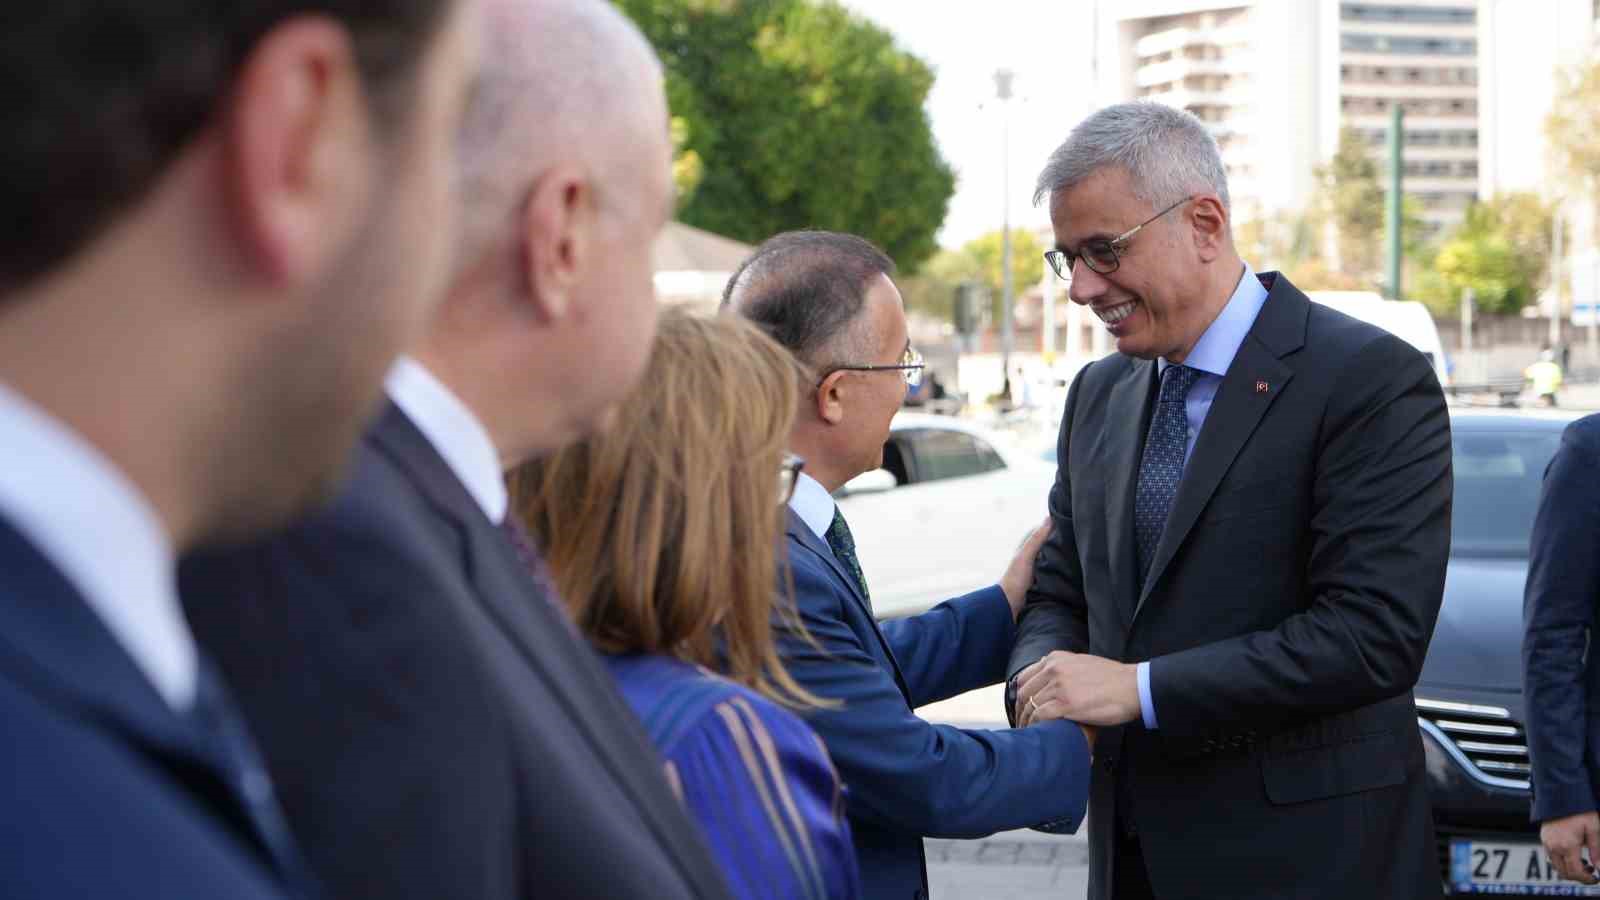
[840,468,898,496]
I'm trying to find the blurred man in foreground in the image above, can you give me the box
[0,1,476,896]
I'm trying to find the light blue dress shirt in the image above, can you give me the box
[789,471,836,542]
[1136,263,1269,730]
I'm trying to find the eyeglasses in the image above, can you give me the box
[1043,195,1195,282]
[778,453,805,506]
[821,346,925,388]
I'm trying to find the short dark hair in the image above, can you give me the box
[0,1,456,296]
[721,230,896,367]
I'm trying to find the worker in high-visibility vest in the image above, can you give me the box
[1526,349,1564,407]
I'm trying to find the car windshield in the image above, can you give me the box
[1450,428,1564,558]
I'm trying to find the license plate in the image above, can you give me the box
[1450,839,1600,895]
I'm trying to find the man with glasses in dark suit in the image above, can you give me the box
[725,230,1094,900]
[1010,101,1452,900]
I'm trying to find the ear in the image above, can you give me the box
[520,163,595,324]
[223,16,372,286]
[815,369,848,426]
[1189,194,1229,262]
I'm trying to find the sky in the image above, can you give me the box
[838,1,1097,248]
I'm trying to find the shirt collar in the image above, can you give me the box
[385,357,507,523]
[1160,261,1269,377]
[0,380,195,710]
[788,471,835,541]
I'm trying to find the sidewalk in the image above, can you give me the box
[918,688,1092,899]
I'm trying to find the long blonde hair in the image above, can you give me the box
[508,307,822,706]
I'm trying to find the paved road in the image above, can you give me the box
[918,690,1092,899]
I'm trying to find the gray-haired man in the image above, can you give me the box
[1009,101,1452,900]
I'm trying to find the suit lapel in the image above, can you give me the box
[0,518,282,876]
[367,403,729,899]
[784,508,912,700]
[1105,359,1158,631]
[1132,275,1308,623]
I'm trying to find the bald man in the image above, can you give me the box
[179,2,732,899]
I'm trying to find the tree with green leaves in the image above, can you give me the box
[615,0,955,270]
[1318,127,1387,281]
[897,229,1044,326]
[1548,56,1600,200]
[1414,193,1556,316]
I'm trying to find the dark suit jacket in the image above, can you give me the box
[781,508,1090,900]
[1523,412,1600,823]
[0,518,304,900]
[181,404,732,900]
[1008,273,1452,900]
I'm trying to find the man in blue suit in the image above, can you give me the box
[0,2,477,898]
[724,230,1094,900]
[1524,412,1600,886]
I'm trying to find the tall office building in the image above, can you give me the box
[1092,1,1481,232]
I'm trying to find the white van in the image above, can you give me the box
[1307,291,1451,387]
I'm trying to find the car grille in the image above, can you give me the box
[1416,698,1530,788]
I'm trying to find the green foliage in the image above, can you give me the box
[1318,127,1387,279]
[615,0,956,270]
[960,229,1046,316]
[1548,57,1600,189]
[898,248,979,322]
[1417,193,1556,316]
[898,229,1043,325]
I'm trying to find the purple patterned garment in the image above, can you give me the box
[606,653,861,900]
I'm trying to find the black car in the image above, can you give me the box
[1416,410,1597,896]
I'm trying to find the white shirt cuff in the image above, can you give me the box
[1138,660,1157,730]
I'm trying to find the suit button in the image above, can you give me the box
[1101,755,1116,772]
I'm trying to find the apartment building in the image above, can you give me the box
[1091,1,1481,231]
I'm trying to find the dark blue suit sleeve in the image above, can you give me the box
[879,585,1013,708]
[781,553,1090,838]
[1524,415,1600,823]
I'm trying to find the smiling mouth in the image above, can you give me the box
[1094,301,1137,325]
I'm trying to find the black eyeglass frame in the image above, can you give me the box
[817,347,926,388]
[1043,194,1197,282]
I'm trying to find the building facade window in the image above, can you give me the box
[1360,128,1478,148]
[1342,95,1478,117]
[1340,3,1475,25]
[1342,64,1476,85]
[1341,33,1477,55]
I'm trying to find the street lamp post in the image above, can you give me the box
[995,68,1014,400]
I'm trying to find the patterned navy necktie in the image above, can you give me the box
[825,507,872,611]
[1135,364,1201,586]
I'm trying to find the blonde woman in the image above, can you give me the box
[508,309,859,900]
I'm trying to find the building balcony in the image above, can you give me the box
[1140,85,1245,111]
[1133,23,1251,59]
[1135,56,1246,88]
[1339,81,1478,100]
